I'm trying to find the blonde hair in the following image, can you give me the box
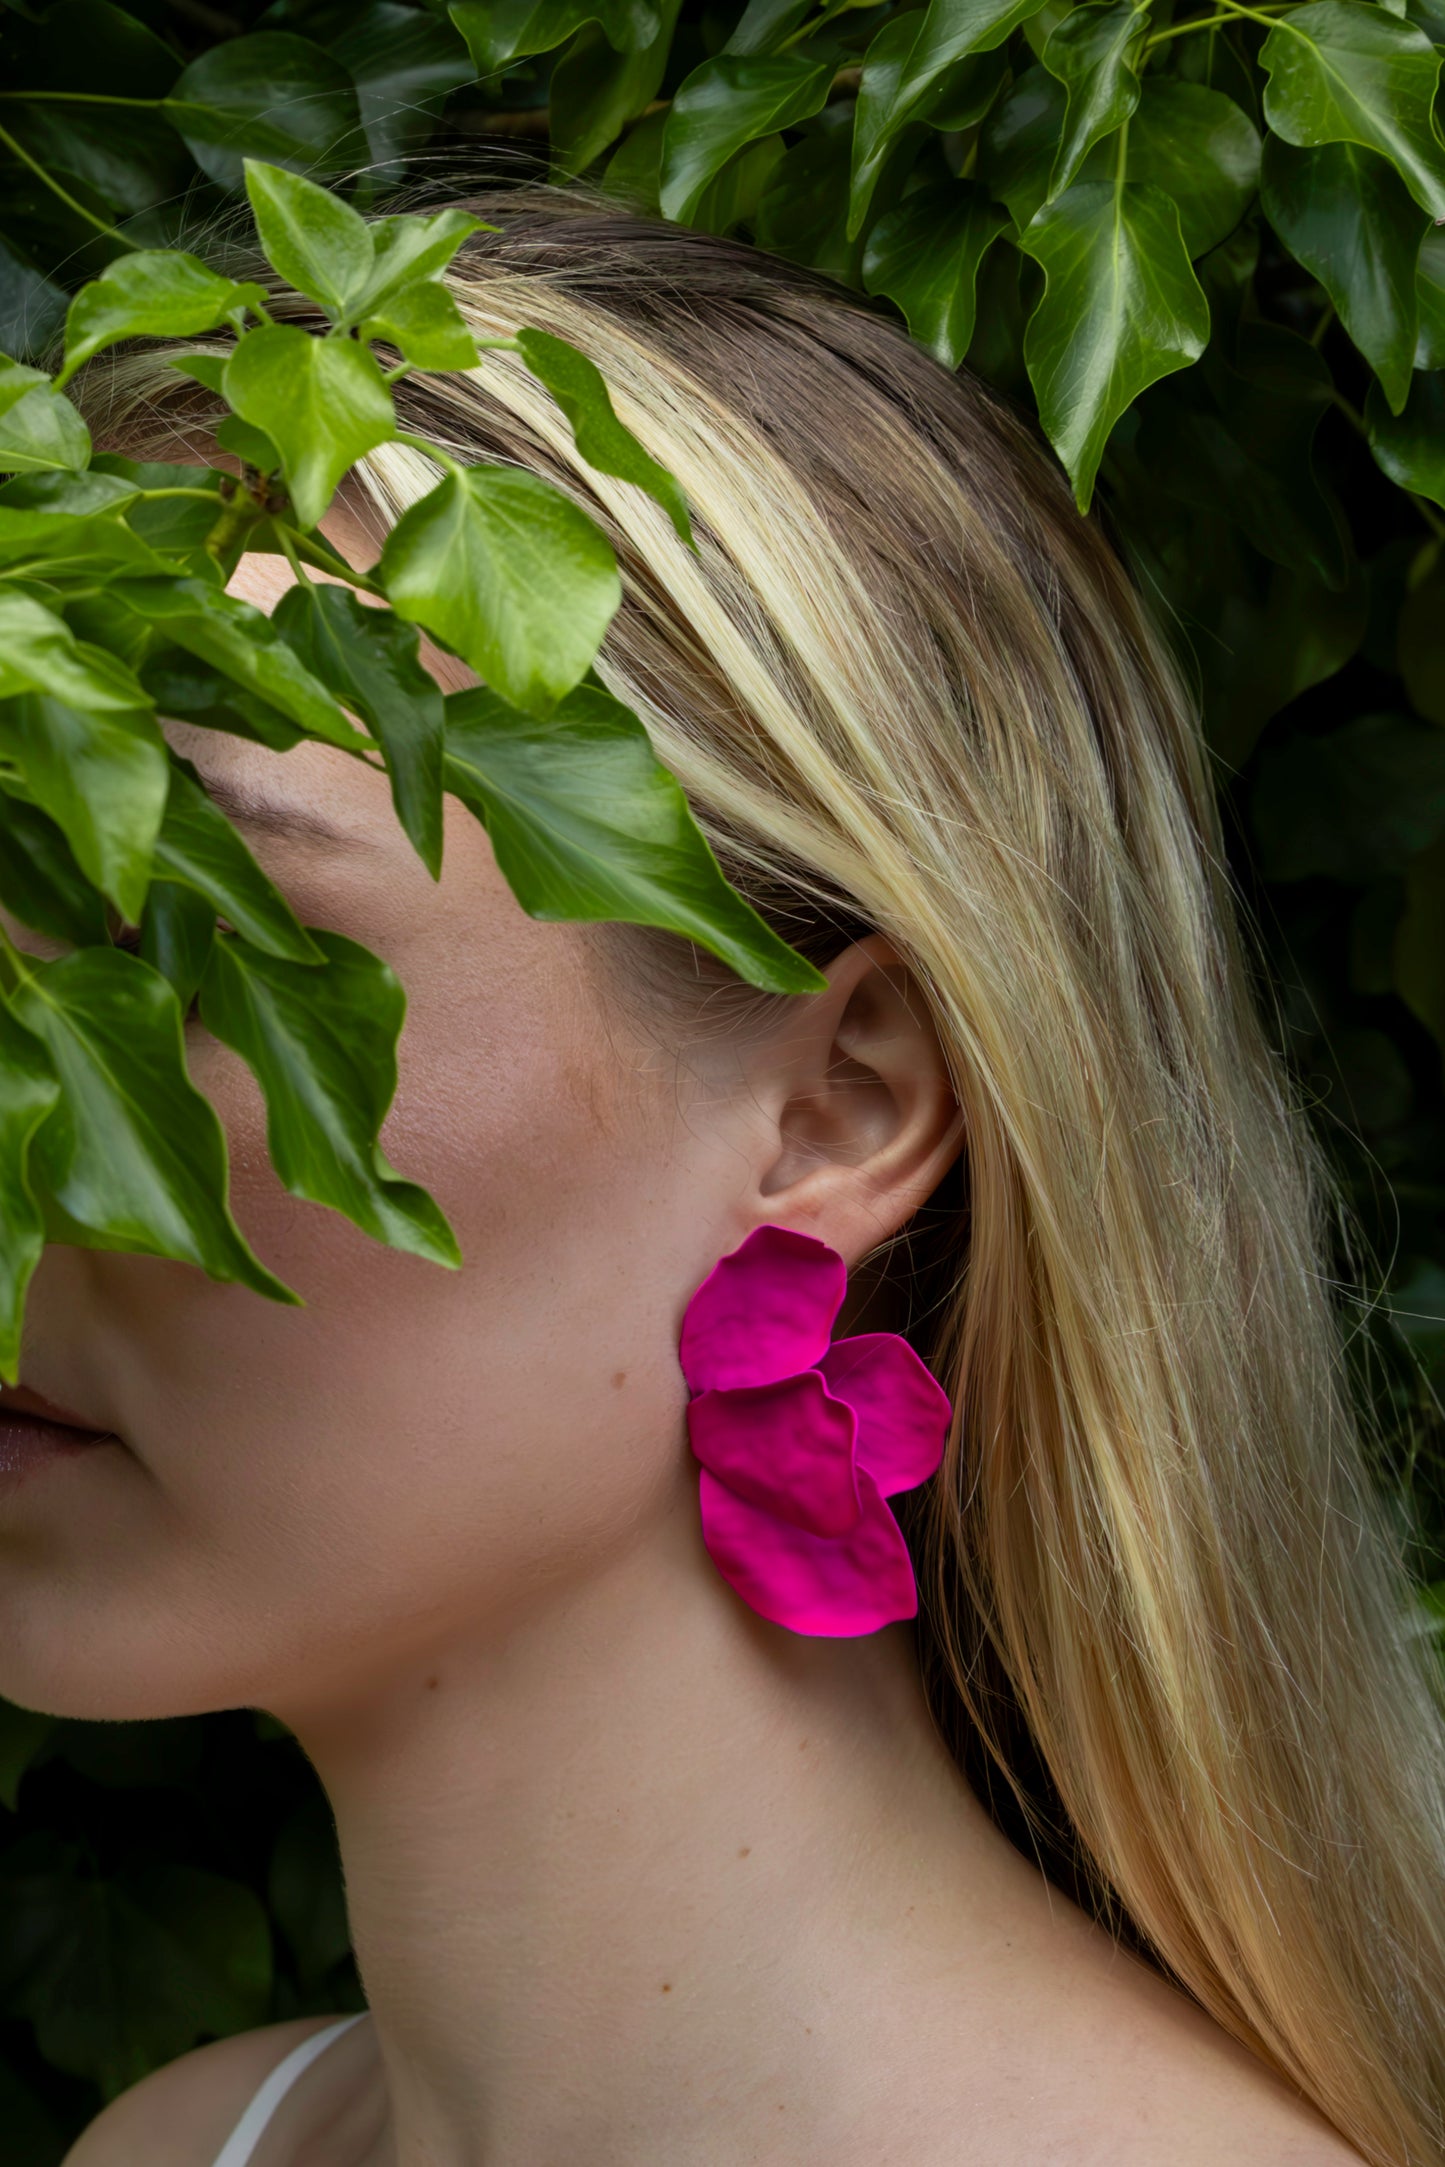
[78,185,1445,2164]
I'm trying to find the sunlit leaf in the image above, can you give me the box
[7,949,298,1300]
[0,355,90,474]
[243,161,375,321]
[0,999,61,1387]
[222,325,396,531]
[514,325,694,545]
[444,681,828,992]
[1259,0,1445,221]
[153,756,327,964]
[378,467,621,717]
[360,281,479,371]
[1018,180,1210,509]
[271,581,446,879]
[56,253,264,388]
[112,580,371,751]
[197,928,463,1268]
[0,690,169,923]
[1040,0,1146,200]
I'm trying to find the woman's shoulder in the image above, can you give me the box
[59,2014,362,2167]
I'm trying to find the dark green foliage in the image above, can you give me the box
[1,3,1444,2156]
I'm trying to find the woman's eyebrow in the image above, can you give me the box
[194,769,377,851]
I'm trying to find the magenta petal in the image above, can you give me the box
[816,1333,951,1497]
[697,1465,919,1636]
[678,1223,847,1393]
[687,1372,860,1537]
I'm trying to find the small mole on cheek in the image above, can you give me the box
[660,1982,672,1993]
[738,1846,751,1859]
[611,1370,627,1389]
[425,1677,439,1691]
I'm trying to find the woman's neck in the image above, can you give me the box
[281,1473,1036,2167]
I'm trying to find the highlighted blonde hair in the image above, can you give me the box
[84,186,1445,2164]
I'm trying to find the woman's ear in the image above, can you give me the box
[742,932,965,1269]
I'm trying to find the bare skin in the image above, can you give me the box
[4,502,1363,2167]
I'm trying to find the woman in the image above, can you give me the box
[9,187,1441,2166]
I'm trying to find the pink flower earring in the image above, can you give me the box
[677,1223,952,1637]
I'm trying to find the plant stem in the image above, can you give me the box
[0,90,163,106]
[0,122,140,248]
[395,431,461,477]
[1309,300,1336,347]
[280,526,388,597]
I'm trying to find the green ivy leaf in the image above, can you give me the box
[0,788,110,949]
[243,160,375,321]
[551,0,684,178]
[113,580,371,751]
[138,878,216,1012]
[153,755,327,963]
[1086,79,1260,259]
[326,2,475,178]
[1416,225,1445,368]
[1258,0,1445,222]
[271,581,446,880]
[378,466,622,717]
[660,53,834,223]
[443,681,828,993]
[447,0,658,76]
[1018,179,1211,511]
[0,593,149,716]
[977,62,1067,228]
[55,254,264,390]
[0,355,91,474]
[1366,368,1445,507]
[222,324,396,531]
[848,0,1050,236]
[360,280,480,370]
[141,652,307,754]
[0,691,169,924]
[0,503,181,582]
[1262,136,1426,414]
[163,32,363,192]
[1040,0,1147,200]
[513,325,695,546]
[0,1849,273,2094]
[350,210,489,319]
[0,1000,61,1388]
[6,949,297,1299]
[197,927,463,1268]
[863,180,1011,368]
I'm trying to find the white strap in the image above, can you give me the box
[209,2013,369,2167]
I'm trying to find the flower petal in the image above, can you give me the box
[816,1333,951,1497]
[678,1223,846,1393]
[687,1371,860,1537]
[697,1465,919,1636]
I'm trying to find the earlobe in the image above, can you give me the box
[753,934,965,1265]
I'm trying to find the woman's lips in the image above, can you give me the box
[0,1385,120,1481]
